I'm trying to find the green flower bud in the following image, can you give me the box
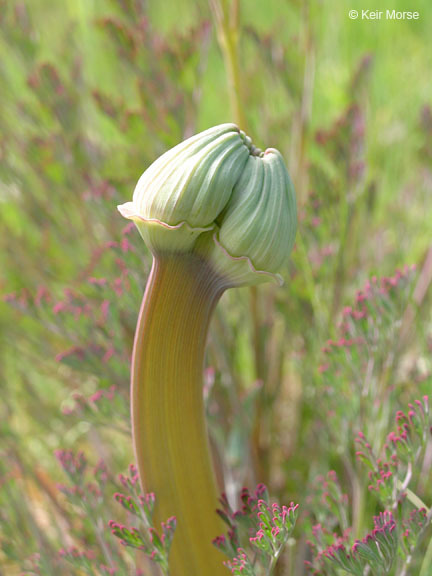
[204,148,297,286]
[118,123,250,253]
[118,124,297,286]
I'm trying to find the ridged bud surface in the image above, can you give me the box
[118,124,297,285]
[118,124,249,253]
[206,148,297,286]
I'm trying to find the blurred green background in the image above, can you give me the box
[1,0,431,574]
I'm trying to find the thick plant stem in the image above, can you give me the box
[131,253,227,575]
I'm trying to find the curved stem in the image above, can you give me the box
[131,253,227,575]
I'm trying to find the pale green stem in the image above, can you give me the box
[211,0,246,130]
[419,534,432,576]
[402,485,429,511]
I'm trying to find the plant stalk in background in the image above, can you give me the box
[118,124,297,575]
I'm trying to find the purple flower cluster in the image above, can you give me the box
[214,484,298,574]
[308,511,397,576]
[355,396,431,505]
[109,465,176,573]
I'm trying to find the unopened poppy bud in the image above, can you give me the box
[201,148,297,286]
[118,123,249,253]
[118,124,297,286]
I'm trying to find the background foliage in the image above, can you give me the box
[1,0,432,574]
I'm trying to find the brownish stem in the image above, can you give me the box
[131,253,227,575]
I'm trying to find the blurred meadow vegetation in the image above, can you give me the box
[1,0,432,574]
